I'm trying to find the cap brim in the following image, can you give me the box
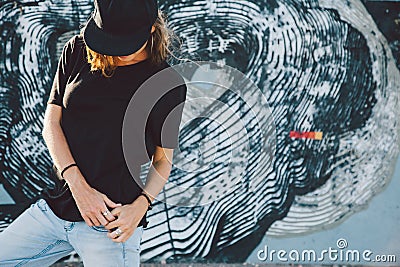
[83,18,152,56]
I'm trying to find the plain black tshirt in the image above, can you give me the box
[43,35,187,228]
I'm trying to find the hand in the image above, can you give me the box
[69,179,121,227]
[105,195,148,243]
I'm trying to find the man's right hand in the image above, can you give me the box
[63,166,121,227]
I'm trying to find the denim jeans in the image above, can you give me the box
[0,198,144,267]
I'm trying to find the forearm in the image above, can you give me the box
[42,122,87,188]
[43,120,121,227]
[141,159,173,202]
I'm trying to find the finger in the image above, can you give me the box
[107,231,117,239]
[107,229,129,242]
[104,219,120,230]
[101,209,116,222]
[107,228,120,239]
[113,229,134,243]
[110,207,121,217]
[83,215,94,227]
[103,195,121,209]
[96,212,109,226]
[112,234,128,243]
[89,215,101,226]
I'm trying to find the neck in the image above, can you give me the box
[116,50,149,66]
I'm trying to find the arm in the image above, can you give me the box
[42,104,120,226]
[141,145,174,202]
[106,76,187,242]
[42,104,80,179]
[105,145,174,242]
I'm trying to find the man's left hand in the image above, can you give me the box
[105,196,148,242]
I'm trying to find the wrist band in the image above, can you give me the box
[60,163,78,179]
[139,192,153,210]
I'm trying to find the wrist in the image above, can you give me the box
[64,168,89,191]
[137,193,153,210]
[131,195,150,212]
[60,163,78,179]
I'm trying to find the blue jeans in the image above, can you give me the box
[0,198,144,267]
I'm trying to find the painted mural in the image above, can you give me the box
[0,0,399,264]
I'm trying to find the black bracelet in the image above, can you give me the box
[139,192,153,210]
[60,163,78,179]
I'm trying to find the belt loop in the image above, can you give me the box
[64,221,75,232]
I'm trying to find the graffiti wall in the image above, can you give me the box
[0,0,399,264]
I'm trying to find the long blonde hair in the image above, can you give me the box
[82,10,175,77]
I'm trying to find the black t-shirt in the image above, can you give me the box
[42,35,187,228]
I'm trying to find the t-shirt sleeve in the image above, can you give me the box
[46,37,74,107]
[149,83,187,149]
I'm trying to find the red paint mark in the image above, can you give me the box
[290,131,323,140]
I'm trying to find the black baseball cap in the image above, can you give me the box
[83,0,158,56]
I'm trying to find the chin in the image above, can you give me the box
[118,56,134,61]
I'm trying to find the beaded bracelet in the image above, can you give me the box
[60,163,78,179]
[139,192,153,210]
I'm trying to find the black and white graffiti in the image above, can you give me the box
[0,0,399,263]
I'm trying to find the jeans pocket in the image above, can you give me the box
[125,226,143,253]
[90,225,109,233]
